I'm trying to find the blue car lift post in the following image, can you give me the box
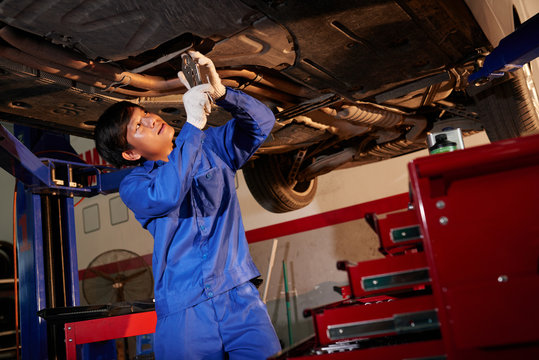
[0,123,128,359]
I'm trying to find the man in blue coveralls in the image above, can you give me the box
[94,51,281,359]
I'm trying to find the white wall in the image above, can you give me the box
[0,171,15,244]
[0,122,16,245]
[74,193,154,269]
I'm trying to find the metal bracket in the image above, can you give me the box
[0,123,129,196]
[327,309,439,340]
[287,149,307,185]
[361,268,430,291]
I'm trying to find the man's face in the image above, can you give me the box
[122,107,175,163]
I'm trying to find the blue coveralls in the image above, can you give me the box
[119,88,282,359]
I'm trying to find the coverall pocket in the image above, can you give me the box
[194,167,224,211]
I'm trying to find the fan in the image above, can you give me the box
[82,249,153,305]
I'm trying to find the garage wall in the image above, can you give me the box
[74,192,154,270]
[0,123,15,246]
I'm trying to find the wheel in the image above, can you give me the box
[242,154,317,213]
[470,67,539,142]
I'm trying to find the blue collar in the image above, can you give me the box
[143,159,166,172]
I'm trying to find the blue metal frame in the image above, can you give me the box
[61,195,81,307]
[469,12,539,84]
[0,124,50,187]
[13,124,83,359]
[1,123,130,359]
[16,173,48,359]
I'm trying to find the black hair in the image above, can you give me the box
[94,101,144,168]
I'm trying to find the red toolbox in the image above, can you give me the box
[408,134,539,359]
[272,134,539,359]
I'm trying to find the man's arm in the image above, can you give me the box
[178,51,275,170]
[205,88,275,171]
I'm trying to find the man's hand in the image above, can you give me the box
[179,51,226,101]
[181,83,213,130]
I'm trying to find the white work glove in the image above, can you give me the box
[180,83,213,129]
[184,50,227,101]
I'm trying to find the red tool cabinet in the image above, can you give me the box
[408,134,539,359]
[272,133,539,359]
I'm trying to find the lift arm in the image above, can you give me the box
[0,123,130,195]
[468,12,539,84]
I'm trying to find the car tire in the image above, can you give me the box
[243,154,317,213]
[470,67,539,142]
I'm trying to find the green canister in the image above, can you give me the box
[429,133,457,154]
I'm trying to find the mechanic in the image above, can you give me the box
[94,51,281,359]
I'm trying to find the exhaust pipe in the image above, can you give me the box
[320,104,426,141]
[0,25,308,104]
[0,26,185,92]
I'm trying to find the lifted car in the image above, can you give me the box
[0,0,537,212]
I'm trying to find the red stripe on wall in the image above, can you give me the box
[245,192,410,243]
